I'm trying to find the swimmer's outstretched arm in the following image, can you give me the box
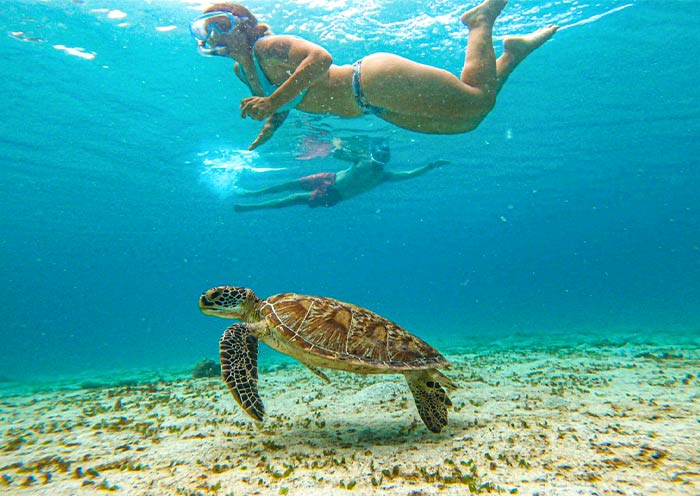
[383,160,450,182]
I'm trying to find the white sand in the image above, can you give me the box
[1,343,699,495]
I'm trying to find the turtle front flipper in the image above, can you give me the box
[219,323,265,421]
[404,370,453,433]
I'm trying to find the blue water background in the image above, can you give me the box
[1,0,698,381]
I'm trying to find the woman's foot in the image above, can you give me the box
[503,25,559,63]
[460,0,508,27]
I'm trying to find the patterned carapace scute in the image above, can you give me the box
[261,294,447,369]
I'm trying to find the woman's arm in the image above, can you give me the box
[240,36,332,120]
[233,62,244,82]
[248,111,289,150]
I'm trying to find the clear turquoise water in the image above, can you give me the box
[1,0,698,381]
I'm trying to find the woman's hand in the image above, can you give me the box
[240,96,276,121]
[248,111,289,150]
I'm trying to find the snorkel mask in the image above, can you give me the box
[370,142,391,165]
[190,11,248,57]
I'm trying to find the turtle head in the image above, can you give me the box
[199,286,258,321]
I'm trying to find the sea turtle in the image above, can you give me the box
[199,286,456,433]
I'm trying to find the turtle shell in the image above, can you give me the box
[260,293,448,370]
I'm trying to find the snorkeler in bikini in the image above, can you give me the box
[190,0,558,150]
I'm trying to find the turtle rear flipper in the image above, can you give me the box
[220,324,265,421]
[301,363,331,383]
[404,370,453,433]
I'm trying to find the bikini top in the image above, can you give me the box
[238,37,308,113]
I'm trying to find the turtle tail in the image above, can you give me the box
[404,369,454,433]
[219,323,265,421]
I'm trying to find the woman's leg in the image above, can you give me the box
[458,0,508,94]
[495,25,559,92]
[378,112,479,134]
[359,1,556,132]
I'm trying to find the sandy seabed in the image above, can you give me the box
[1,342,699,495]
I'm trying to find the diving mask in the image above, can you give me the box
[370,142,391,165]
[190,11,248,56]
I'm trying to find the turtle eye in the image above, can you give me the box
[210,290,222,300]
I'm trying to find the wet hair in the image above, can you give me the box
[204,3,271,43]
